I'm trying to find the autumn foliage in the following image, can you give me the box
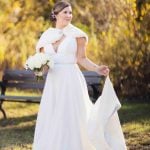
[0,0,149,99]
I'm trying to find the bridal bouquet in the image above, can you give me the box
[24,53,54,81]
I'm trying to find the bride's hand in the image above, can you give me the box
[95,65,109,76]
[42,65,49,74]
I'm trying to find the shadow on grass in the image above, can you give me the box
[0,123,35,149]
[0,114,37,127]
[118,102,150,124]
[0,114,37,149]
[0,102,150,149]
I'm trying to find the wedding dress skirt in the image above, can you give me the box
[33,63,126,150]
[33,24,126,150]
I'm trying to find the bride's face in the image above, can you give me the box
[56,6,72,26]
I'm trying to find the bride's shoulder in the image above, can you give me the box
[65,24,88,42]
[39,27,62,41]
[41,27,56,36]
[66,24,87,35]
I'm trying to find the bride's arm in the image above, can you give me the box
[77,37,109,76]
[37,47,49,73]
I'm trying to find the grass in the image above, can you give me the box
[0,99,150,150]
[119,102,150,149]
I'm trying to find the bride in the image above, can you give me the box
[32,1,127,150]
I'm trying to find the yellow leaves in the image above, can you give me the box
[134,61,140,66]
[86,34,102,63]
[24,0,33,10]
[0,0,149,73]
[102,31,106,36]
[126,0,136,9]
[0,36,7,65]
[127,59,132,66]
[107,31,116,47]
[146,3,150,10]
[12,1,21,18]
[6,1,21,24]
[88,36,98,53]
[133,3,137,12]
[0,48,5,64]
[13,1,21,12]
[118,20,125,28]
[126,0,136,3]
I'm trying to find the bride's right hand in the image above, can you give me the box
[42,65,49,74]
[95,65,109,76]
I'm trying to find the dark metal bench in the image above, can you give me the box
[0,69,103,119]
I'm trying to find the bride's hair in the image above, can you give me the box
[50,1,71,22]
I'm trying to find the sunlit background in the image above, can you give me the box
[0,0,150,149]
[0,0,149,98]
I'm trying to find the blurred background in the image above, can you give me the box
[0,0,150,149]
[0,0,149,100]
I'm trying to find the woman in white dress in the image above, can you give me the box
[33,1,127,150]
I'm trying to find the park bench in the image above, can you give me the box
[0,69,103,119]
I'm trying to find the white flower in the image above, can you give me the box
[25,56,35,70]
[24,52,54,81]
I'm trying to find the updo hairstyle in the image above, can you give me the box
[50,1,71,22]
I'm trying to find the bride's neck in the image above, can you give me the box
[55,23,69,29]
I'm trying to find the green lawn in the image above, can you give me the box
[0,101,150,150]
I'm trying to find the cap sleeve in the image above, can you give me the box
[63,24,88,43]
[74,31,88,43]
[35,28,63,52]
[36,30,49,53]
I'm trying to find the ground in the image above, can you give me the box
[0,100,150,150]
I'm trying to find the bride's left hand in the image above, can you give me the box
[95,65,110,76]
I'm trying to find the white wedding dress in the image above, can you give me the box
[32,24,127,150]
